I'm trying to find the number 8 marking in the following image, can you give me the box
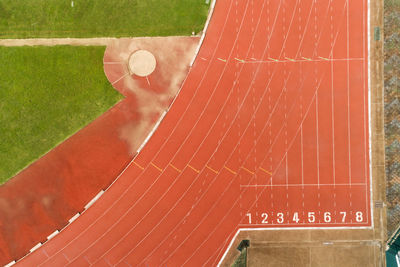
[355,211,363,222]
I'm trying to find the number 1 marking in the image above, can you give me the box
[246,213,252,224]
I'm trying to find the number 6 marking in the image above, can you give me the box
[324,212,331,223]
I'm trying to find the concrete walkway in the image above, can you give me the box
[0,36,196,46]
[0,37,118,46]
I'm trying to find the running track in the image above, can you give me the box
[17,0,370,265]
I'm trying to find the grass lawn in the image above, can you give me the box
[0,0,209,38]
[0,46,123,183]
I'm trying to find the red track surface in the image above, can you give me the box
[18,0,370,265]
[0,66,135,264]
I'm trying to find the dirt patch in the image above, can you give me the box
[103,36,200,155]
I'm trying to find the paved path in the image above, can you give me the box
[0,36,196,46]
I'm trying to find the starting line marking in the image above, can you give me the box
[284,57,295,62]
[240,166,255,175]
[169,164,182,173]
[224,166,237,175]
[206,165,219,174]
[234,58,245,63]
[133,161,144,170]
[187,164,200,173]
[150,162,163,172]
[259,167,272,175]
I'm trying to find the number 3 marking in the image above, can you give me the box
[277,213,284,223]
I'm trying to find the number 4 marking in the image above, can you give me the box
[292,212,299,223]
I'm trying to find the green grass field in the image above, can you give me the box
[0,0,209,38]
[0,46,123,183]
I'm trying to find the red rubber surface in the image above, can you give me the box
[17,0,370,266]
[0,65,135,264]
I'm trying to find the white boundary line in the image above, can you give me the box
[29,243,42,253]
[136,111,167,154]
[367,0,374,229]
[68,213,80,224]
[47,230,59,240]
[4,260,16,267]
[84,190,104,210]
[190,0,217,66]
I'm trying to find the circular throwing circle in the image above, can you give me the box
[128,50,156,77]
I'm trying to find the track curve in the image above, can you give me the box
[17,0,370,266]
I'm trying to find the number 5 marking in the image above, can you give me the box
[308,212,315,223]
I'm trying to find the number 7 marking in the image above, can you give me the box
[340,212,346,223]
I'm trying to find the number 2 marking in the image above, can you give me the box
[261,213,268,224]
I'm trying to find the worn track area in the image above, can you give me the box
[17,0,375,266]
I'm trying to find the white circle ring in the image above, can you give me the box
[128,50,156,77]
